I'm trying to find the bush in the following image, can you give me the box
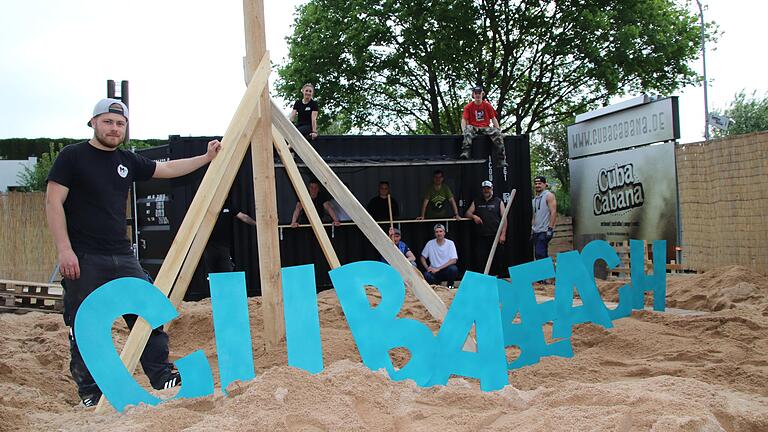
[17,143,63,192]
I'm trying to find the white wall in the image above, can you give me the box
[0,157,37,191]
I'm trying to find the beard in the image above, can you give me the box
[93,129,124,149]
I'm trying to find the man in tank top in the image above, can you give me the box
[531,176,558,260]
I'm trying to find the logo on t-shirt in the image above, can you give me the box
[304,107,311,111]
[117,164,129,178]
[475,110,486,122]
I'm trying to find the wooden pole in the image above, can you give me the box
[272,101,473,351]
[272,126,341,269]
[243,0,284,350]
[95,56,271,413]
[387,194,395,242]
[483,189,516,275]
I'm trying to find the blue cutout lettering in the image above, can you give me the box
[552,251,613,339]
[579,240,633,319]
[74,277,213,412]
[428,271,507,391]
[282,265,324,373]
[210,272,256,391]
[330,261,437,386]
[500,259,573,370]
[630,240,667,311]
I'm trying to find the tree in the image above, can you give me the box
[531,120,571,215]
[17,142,63,192]
[277,0,708,136]
[712,90,768,138]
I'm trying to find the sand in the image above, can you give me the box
[1,266,767,431]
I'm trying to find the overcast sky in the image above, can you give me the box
[0,1,763,144]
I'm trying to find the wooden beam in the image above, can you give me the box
[272,126,341,269]
[271,99,464,335]
[484,189,516,275]
[244,0,284,350]
[95,53,271,414]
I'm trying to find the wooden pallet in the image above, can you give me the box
[606,242,694,279]
[0,279,63,313]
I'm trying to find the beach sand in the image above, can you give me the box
[1,265,767,431]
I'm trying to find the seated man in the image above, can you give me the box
[420,224,459,286]
[380,227,417,267]
[290,179,341,227]
[367,181,400,221]
[416,170,461,221]
[459,86,507,168]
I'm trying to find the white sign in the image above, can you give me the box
[568,97,679,159]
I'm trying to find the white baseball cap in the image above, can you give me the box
[87,98,128,127]
[481,180,493,188]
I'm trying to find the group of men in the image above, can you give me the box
[46,94,557,408]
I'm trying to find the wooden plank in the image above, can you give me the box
[484,189,516,275]
[244,0,284,350]
[95,53,271,414]
[272,126,341,269]
[271,99,475,350]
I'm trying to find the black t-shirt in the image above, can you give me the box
[299,190,332,224]
[472,195,502,237]
[292,99,319,127]
[47,141,156,255]
[366,195,400,221]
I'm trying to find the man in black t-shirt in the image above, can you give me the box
[289,83,319,140]
[464,180,507,275]
[46,98,222,408]
[289,178,340,226]
[366,181,400,221]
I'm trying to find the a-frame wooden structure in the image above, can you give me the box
[96,0,460,412]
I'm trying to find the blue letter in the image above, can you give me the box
[630,240,667,311]
[552,251,613,339]
[282,265,323,373]
[210,272,255,391]
[330,261,436,385]
[74,277,213,412]
[428,271,507,391]
[500,259,573,369]
[580,240,632,320]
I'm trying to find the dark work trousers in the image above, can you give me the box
[62,252,174,399]
[296,124,313,141]
[423,264,459,285]
[533,232,552,260]
[203,244,235,275]
[474,236,505,277]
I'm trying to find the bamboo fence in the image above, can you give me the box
[0,192,57,282]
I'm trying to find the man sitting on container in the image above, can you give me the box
[367,180,400,221]
[416,170,461,221]
[459,86,507,168]
[290,179,341,227]
[379,227,417,267]
[420,224,459,286]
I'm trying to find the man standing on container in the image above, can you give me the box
[459,86,507,168]
[531,175,557,260]
[465,180,507,275]
[46,98,222,407]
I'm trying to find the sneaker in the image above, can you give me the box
[458,150,471,159]
[81,392,102,408]
[160,371,182,390]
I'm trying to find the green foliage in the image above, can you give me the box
[278,0,708,136]
[531,119,571,215]
[17,143,63,192]
[712,90,768,138]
